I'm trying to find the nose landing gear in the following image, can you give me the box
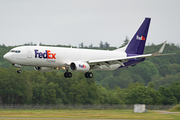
[12,64,22,74]
[17,69,22,74]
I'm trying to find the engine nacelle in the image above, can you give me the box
[34,66,54,72]
[70,61,90,72]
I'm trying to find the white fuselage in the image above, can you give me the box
[4,46,127,71]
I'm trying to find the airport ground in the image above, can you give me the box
[0,109,179,120]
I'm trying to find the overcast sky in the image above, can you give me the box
[0,0,180,47]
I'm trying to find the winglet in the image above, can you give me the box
[152,41,176,56]
[37,42,40,46]
[156,41,166,54]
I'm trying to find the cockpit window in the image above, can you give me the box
[10,50,21,53]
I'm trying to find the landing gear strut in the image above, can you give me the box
[12,64,22,74]
[64,69,72,78]
[85,72,93,78]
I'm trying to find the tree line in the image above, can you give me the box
[0,39,180,105]
[0,67,179,105]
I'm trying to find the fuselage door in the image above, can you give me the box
[26,48,32,58]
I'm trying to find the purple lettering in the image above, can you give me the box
[34,50,39,58]
[39,52,43,58]
[43,52,47,58]
[34,49,56,59]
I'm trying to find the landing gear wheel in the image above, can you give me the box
[64,72,72,78]
[88,72,93,78]
[67,72,72,78]
[17,69,22,74]
[85,72,89,78]
[85,72,93,78]
[64,72,68,78]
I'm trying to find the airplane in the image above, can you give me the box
[3,18,175,78]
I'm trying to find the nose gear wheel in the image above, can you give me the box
[17,69,22,74]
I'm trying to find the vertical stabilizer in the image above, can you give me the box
[125,18,151,55]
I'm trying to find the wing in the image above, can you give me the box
[88,53,174,67]
[88,41,176,68]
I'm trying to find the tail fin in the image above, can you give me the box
[125,18,151,55]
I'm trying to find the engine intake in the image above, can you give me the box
[70,61,90,72]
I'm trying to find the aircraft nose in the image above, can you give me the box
[3,53,11,61]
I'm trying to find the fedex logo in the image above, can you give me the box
[34,50,56,59]
[136,35,145,40]
[79,64,86,68]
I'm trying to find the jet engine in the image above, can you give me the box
[34,66,54,72]
[70,61,90,72]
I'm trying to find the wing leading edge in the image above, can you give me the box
[88,41,176,68]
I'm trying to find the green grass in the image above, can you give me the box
[169,104,180,112]
[0,109,179,119]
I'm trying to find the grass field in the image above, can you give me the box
[0,109,179,120]
[169,104,180,112]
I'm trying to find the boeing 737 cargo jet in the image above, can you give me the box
[3,18,174,78]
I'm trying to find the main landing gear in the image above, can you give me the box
[64,69,72,78]
[85,72,93,78]
[64,70,93,78]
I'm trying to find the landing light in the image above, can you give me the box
[61,67,66,70]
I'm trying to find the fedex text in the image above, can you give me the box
[79,64,86,68]
[34,50,56,59]
[136,35,145,40]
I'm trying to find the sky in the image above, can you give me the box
[0,0,180,47]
